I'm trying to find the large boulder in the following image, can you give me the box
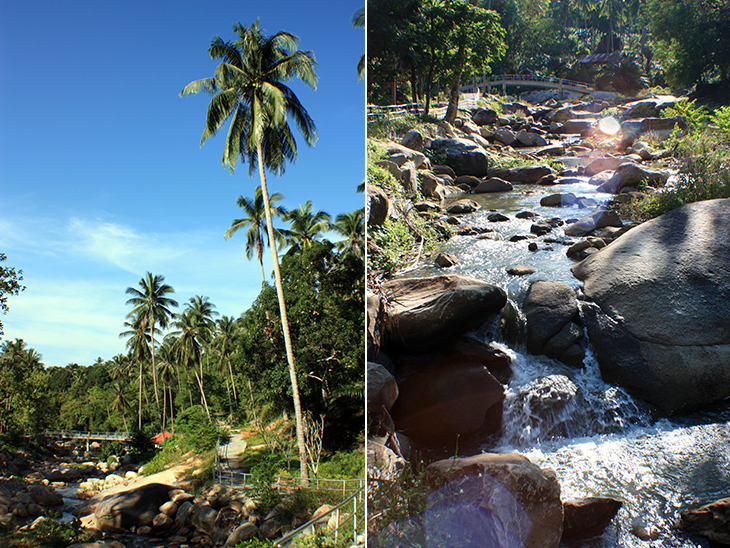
[572,198,730,414]
[523,282,580,356]
[474,177,513,193]
[389,360,504,443]
[367,362,398,413]
[385,141,427,168]
[472,108,499,126]
[489,165,555,184]
[426,453,563,548]
[381,275,507,352]
[93,483,175,533]
[598,162,669,194]
[430,138,490,176]
[366,185,389,226]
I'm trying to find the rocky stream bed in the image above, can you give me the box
[367,93,730,547]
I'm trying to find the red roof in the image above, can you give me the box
[151,431,172,443]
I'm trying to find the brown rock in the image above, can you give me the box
[426,453,563,548]
[382,275,506,352]
[562,497,622,542]
[680,497,730,545]
[389,360,504,443]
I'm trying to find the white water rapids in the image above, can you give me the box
[405,170,730,546]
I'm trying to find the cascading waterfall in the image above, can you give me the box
[407,171,729,546]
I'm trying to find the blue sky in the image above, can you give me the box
[0,0,365,367]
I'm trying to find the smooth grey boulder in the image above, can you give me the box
[430,138,489,176]
[382,275,507,352]
[489,165,554,184]
[401,129,424,152]
[598,162,669,194]
[367,362,399,413]
[474,177,513,193]
[564,208,622,237]
[366,185,389,226]
[572,198,730,414]
[523,282,580,357]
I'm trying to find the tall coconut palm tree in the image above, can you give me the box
[215,315,240,407]
[225,186,287,284]
[181,20,317,482]
[281,201,331,253]
[119,314,152,430]
[125,273,178,428]
[332,209,365,258]
[168,308,211,420]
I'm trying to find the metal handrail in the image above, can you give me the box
[274,486,365,547]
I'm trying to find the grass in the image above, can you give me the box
[0,517,92,548]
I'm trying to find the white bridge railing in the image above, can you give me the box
[44,430,129,441]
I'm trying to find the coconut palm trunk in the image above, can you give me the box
[257,142,308,485]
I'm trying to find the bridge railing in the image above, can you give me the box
[44,430,130,441]
[461,74,594,93]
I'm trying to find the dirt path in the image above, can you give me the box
[218,431,247,470]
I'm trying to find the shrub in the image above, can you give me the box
[176,405,229,451]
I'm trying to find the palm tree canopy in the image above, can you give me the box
[281,201,331,252]
[332,208,364,257]
[225,186,287,260]
[125,272,178,332]
[180,20,318,175]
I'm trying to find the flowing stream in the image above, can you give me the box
[406,162,730,546]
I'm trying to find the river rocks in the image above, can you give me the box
[523,281,584,367]
[385,141,428,168]
[446,199,480,214]
[389,360,504,443]
[381,275,507,352]
[562,497,623,543]
[679,497,730,545]
[507,265,537,276]
[93,483,175,532]
[28,484,63,506]
[401,129,424,152]
[472,107,499,126]
[572,198,730,414]
[426,453,563,548]
[434,252,459,268]
[584,156,621,176]
[367,362,398,413]
[430,138,489,176]
[474,177,513,193]
[366,185,389,226]
[623,95,679,118]
[564,208,622,237]
[621,116,687,141]
[540,193,576,207]
[489,164,555,184]
[598,162,669,194]
[494,127,517,145]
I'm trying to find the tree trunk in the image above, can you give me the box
[138,360,143,430]
[256,142,309,485]
[445,46,465,124]
[150,323,162,428]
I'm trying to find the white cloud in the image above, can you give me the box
[2,212,268,367]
